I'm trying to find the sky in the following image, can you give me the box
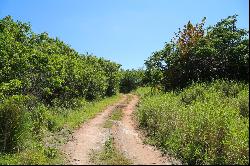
[0,0,249,69]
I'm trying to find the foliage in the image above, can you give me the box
[1,14,249,165]
[119,69,145,93]
[135,80,249,165]
[0,95,29,153]
[0,15,121,103]
[104,108,123,128]
[80,55,121,99]
[46,94,122,131]
[0,93,122,164]
[0,15,122,164]
[145,15,249,90]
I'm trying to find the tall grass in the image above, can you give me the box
[135,80,249,165]
[0,94,122,164]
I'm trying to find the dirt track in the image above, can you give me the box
[62,95,127,165]
[113,95,173,165]
[63,94,175,165]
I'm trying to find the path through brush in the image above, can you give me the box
[63,94,176,165]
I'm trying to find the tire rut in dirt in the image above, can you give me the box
[62,95,127,165]
[112,95,175,165]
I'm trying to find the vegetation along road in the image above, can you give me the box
[63,94,179,165]
[0,14,248,165]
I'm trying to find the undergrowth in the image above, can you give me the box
[135,80,249,165]
[103,108,123,128]
[0,94,121,164]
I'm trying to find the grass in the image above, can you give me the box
[135,80,249,165]
[90,136,132,165]
[103,108,123,128]
[47,94,122,130]
[92,97,131,165]
[0,94,122,165]
[0,142,66,165]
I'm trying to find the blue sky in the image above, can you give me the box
[0,0,249,69]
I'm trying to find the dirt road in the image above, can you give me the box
[62,95,127,165]
[113,95,174,165]
[63,94,175,165]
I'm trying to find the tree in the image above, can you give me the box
[144,15,249,90]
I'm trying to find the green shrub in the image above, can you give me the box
[136,80,249,165]
[120,69,145,93]
[180,83,205,105]
[144,15,249,90]
[0,16,121,105]
[0,15,123,164]
[29,104,47,136]
[0,95,28,153]
[51,97,88,109]
[237,90,249,118]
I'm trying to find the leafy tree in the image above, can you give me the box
[145,15,249,90]
[0,15,121,103]
[120,69,145,93]
[0,15,123,153]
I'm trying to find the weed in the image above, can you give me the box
[104,108,123,128]
[90,137,132,165]
[135,80,249,165]
[0,94,122,164]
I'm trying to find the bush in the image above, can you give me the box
[0,95,28,152]
[145,15,249,90]
[0,16,121,104]
[136,80,249,165]
[0,15,123,164]
[120,69,145,93]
